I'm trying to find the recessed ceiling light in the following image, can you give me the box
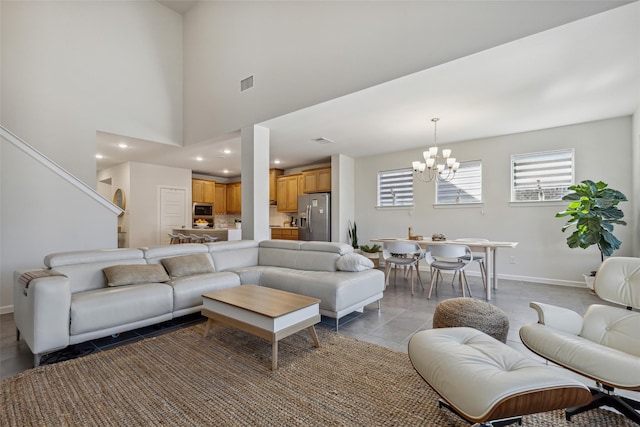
[95,154,104,159]
[118,143,128,149]
[223,149,231,154]
[223,169,229,174]
[274,159,281,165]
[196,156,203,162]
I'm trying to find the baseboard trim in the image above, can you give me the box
[1,304,15,315]
[402,264,588,289]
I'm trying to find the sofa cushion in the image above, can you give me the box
[171,272,241,312]
[103,264,170,287]
[260,268,384,313]
[70,283,173,335]
[208,240,260,271]
[161,254,215,278]
[336,253,374,272]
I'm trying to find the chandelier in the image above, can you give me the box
[412,118,459,183]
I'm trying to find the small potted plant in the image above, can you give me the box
[359,244,382,268]
[347,221,358,249]
[555,180,628,289]
[234,219,242,229]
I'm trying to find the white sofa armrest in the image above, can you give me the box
[14,271,71,360]
[529,301,583,335]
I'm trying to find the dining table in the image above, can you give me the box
[372,237,519,301]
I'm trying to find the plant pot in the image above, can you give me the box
[360,251,380,268]
[235,223,241,229]
[583,274,596,292]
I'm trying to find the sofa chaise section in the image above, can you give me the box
[208,240,385,328]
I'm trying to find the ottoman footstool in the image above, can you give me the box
[433,297,509,343]
[408,327,592,426]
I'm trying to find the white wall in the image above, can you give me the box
[355,117,633,286]
[1,1,183,313]
[633,102,640,256]
[1,1,183,184]
[0,140,117,314]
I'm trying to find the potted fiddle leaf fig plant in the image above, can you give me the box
[555,180,628,289]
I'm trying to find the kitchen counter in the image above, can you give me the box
[269,226,298,229]
[173,228,241,241]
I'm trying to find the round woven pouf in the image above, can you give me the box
[432,297,510,343]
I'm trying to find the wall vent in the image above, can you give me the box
[240,75,254,92]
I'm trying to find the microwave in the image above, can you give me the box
[193,203,213,217]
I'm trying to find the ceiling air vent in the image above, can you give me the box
[312,137,334,144]
[240,75,254,92]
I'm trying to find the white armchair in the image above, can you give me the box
[519,257,640,423]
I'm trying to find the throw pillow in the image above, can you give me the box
[161,254,215,278]
[103,264,170,287]
[336,253,374,272]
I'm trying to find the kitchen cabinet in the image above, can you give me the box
[269,168,283,203]
[192,179,215,204]
[214,183,227,214]
[302,167,331,193]
[271,228,299,240]
[276,174,302,212]
[227,182,242,214]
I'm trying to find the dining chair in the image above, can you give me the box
[382,241,424,295]
[424,244,473,299]
[168,233,181,245]
[202,235,219,243]
[189,234,205,243]
[177,233,192,244]
[454,238,488,290]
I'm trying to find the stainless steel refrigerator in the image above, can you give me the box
[298,193,330,241]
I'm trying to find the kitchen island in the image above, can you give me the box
[173,228,242,242]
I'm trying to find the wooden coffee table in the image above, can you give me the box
[202,285,321,370]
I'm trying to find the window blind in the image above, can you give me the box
[378,168,414,206]
[511,149,573,201]
[435,160,482,204]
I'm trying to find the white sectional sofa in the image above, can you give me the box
[14,240,384,366]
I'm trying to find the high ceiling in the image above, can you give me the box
[96,1,639,178]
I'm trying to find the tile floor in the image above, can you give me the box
[0,271,617,382]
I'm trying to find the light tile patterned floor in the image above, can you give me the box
[0,271,612,381]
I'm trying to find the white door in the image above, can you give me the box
[159,187,187,245]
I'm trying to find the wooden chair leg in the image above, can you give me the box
[416,265,424,289]
[384,262,392,289]
[462,271,473,298]
[428,269,437,299]
[409,265,414,295]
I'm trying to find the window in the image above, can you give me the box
[377,168,413,207]
[435,160,482,205]
[511,149,574,202]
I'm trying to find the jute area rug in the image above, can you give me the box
[1,324,633,426]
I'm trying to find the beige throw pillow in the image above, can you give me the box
[161,254,215,278]
[103,264,170,287]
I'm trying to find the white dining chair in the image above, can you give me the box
[454,238,488,290]
[424,244,473,299]
[382,241,424,295]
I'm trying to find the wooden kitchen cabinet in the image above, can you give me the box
[271,228,299,240]
[269,168,283,203]
[276,174,302,212]
[226,182,242,214]
[192,179,215,204]
[214,183,227,214]
[302,167,331,193]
